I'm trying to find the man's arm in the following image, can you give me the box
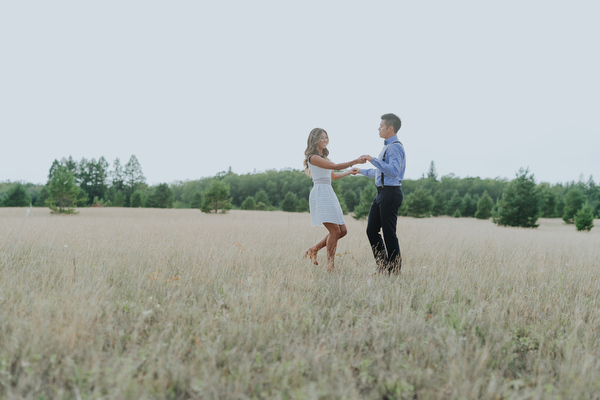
[358,168,377,179]
[363,145,403,178]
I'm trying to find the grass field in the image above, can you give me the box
[1,207,599,399]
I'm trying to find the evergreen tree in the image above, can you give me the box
[462,193,478,217]
[46,166,85,214]
[146,184,173,209]
[586,176,600,217]
[406,187,433,218]
[47,159,61,182]
[562,188,586,224]
[255,189,270,207]
[352,182,376,220]
[130,190,145,208]
[494,168,540,228]
[427,160,438,181]
[111,158,126,194]
[124,155,146,201]
[190,192,203,209]
[453,209,462,218]
[281,192,299,212]
[2,183,31,207]
[574,204,594,232]
[556,196,565,219]
[241,196,256,210]
[76,157,95,206]
[61,156,77,173]
[538,183,558,217]
[343,190,359,212]
[90,157,109,202]
[447,190,465,216]
[113,190,126,207]
[431,191,446,216]
[297,197,309,212]
[201,181,232,213]
[475,191,493,219]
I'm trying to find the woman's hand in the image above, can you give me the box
[350,168,361,175]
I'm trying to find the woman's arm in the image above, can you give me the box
[331,170,353,180]
[309,155,365,170]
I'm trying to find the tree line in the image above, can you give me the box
[1,159,597,230]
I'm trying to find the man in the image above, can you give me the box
[356,113,406,274]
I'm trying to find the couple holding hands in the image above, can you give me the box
[303,113,406,274]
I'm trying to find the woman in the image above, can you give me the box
[303,128,364,272]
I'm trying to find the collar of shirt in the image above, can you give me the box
[384,135,399,145]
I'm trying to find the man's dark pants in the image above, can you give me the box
[366,186,403,273]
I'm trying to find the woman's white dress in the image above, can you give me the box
[308,159,345,226]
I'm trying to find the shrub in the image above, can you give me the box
[241,196,256,210]
[574,204,594,232]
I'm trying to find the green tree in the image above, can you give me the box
[46,166,85,214]
[190,192,203,209]
[146,184,173,209]
[201,181,232,213]
[124,155,146,202]
[256,202,267,211]
[241,196,256,210]
[494,168,540,228]
[431,191,446,216]
[562,188,585,224]
[255,189,270,207]
[111,158,126,194]
[574,204,594,232]
[130,190,145,208]
[453,209,462,218]
[446,190,465,216]
[113,190,126,207]
[538,183,558,218]
[427,160,438,181]
[281,192,299,212]
[475,191,494,219]
[297,197,309,212]
[463,193,478,217]
[407,187,433,218]
[343,190,359,212]
[353,182,376,220]
[2,183,31,207]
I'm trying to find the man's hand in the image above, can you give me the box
[350,168,361,175]
[361,154,373,162]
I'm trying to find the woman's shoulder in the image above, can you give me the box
[307,154,323,164]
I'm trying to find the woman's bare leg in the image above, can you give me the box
[312,224,347,252]
[305,225,347,267]
[323,223,342,271]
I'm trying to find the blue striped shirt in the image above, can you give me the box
[359,135,406,187]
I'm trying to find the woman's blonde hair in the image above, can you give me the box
[303,128,329,176]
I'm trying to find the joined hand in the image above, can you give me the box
[350,168,360,175]
[361,154,373,162]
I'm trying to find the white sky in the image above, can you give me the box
[1,1,599,185]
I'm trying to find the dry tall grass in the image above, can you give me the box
[1,208,599,399]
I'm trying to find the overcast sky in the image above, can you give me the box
[1,1,599,185]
